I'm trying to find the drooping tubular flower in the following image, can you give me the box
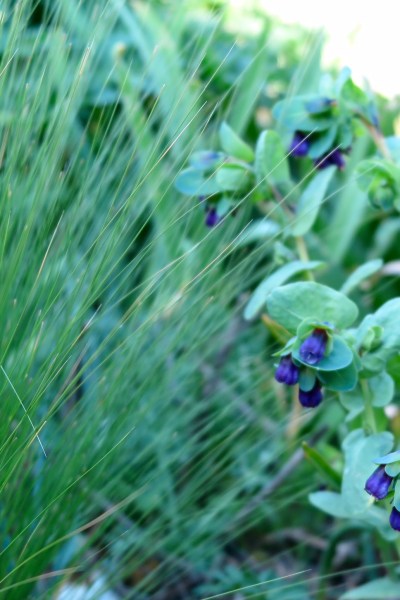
[275,355,300,386]
[390,507,400,531]
[315,149,346,170]
[288,130,348,171]
[299,329,328,365]
[289,131,310,157]
[298,380,323,408]
[205,206,221,228]
[365,465,394,500]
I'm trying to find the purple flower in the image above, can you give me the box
[390,507,400,531]
[298,380,323,408]
[299,329,327,365]
[365,465,393,500]
[315,149,345,170]
[289,131,310,157]
[205,206,221,227]
[275,355,300,386]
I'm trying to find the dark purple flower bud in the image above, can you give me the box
[365,465,393,500]
[315,149,345,170]
[299,329,327,365]
[390,507,400,531]
[275,355,300,386]
[289,132,310,157]
[298,380,323,408]
[205,207,221,227]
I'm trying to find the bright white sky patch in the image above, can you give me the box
[229,0,398,98]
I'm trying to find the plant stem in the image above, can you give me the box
[361,378,377,434]
[295,236,314,280]
[361,117,392,161]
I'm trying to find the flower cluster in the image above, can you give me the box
[274,328,328,408]
[290,130,347,170]
[365,464,400,531]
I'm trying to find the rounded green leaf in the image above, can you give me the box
[266,282,359,334]
[370,371,394,408]
[299,368,316,392]
[215,164,251,192]
[318,360,358,391]
[244,260,325,321]
[219,122,254,162]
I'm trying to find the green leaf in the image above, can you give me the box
[175,168,220,196]
[292,335,354,372]
[307,125,337,159]
[385,463,400,477]
[356,159,400,210]
[216,197,234,218]
[340,78,370,112]
[266,282,359,334]
[273,96,332,132]
[299,368,316,392]
[373,450,400,465]
[305,97,334,115]
[227,31,268,135]
[357,299,400,374]
[244,261,325,321]
[370,371,394,408]
[219,122,254,162]
[255,130,290,189]
[302,441,341,489]
[341,259,383,295]
[325,136,370,263]
[310,430,396,541]
[291,167,335,236]
[215,164,251,192]
[386,136,400,163]
[318,360,358,391]
[340,578,400,599]
[189,151,224,171]
[235,219,280,247]
[339,388,363,421]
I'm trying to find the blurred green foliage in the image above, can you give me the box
[0,1,399,599]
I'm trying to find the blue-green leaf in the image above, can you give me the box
[215,164,251,192]
[175,168,220,196]
[266,282,359,334]
[373,450,400,465]
[340,578,400,599]
[341,259,383,295]
[219,122,254,162]
[370,371,394,407]
[235,219,280,247]
[318,360,358,391]
[299,368,317,392]
[292,166,335,236]
[255,130,290,188]
[357,298,400,373]
[244,261,325,321]
[310,430,395,541]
